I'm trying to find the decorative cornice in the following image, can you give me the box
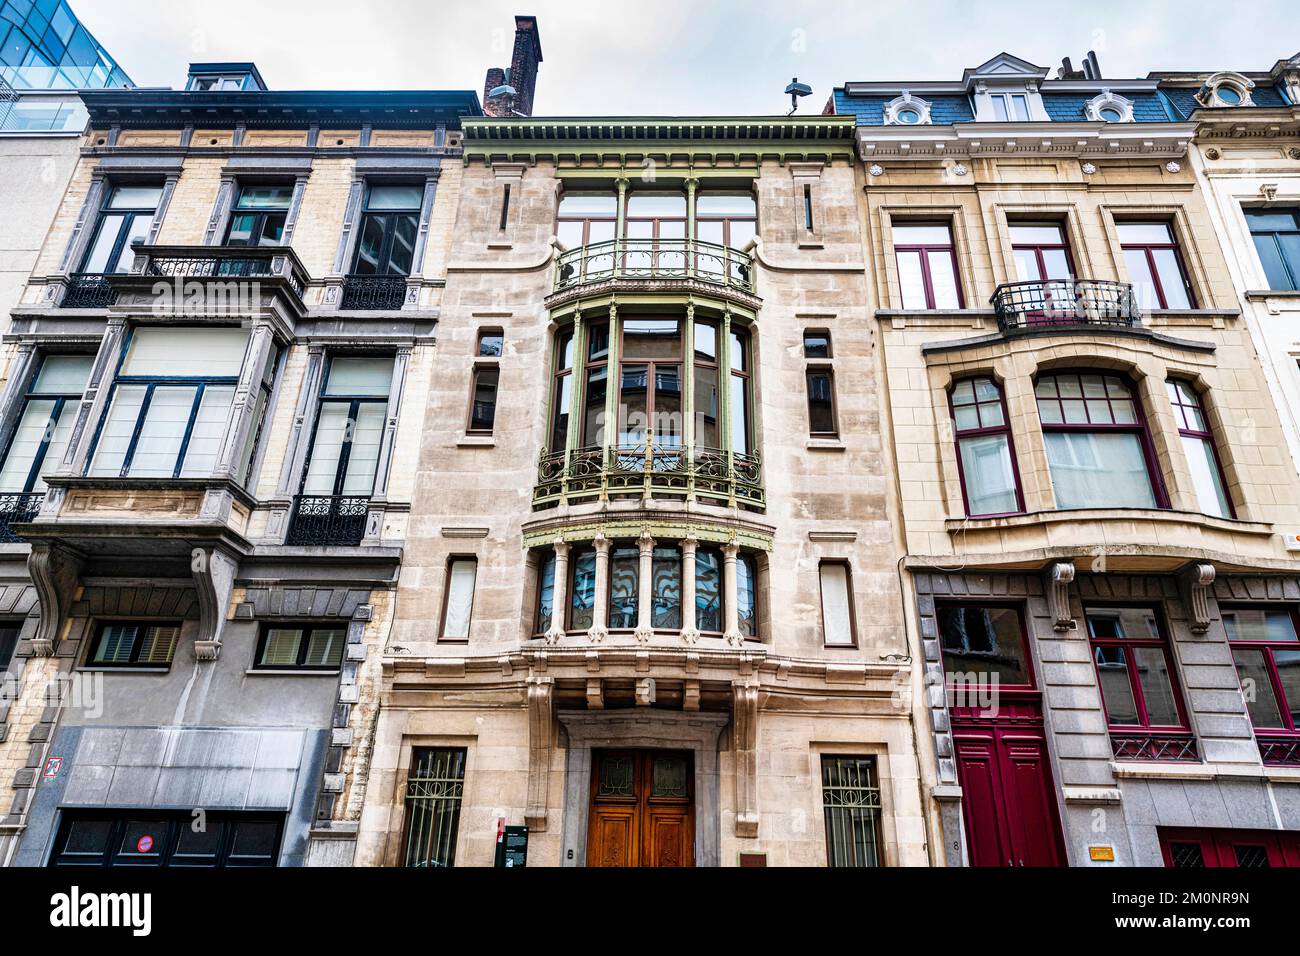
[857,120,1194,161]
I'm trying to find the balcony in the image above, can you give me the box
[61,273,115,309]
[285,495,370,546]
[534,442,764,510]
[991,279,1139,333]
[0,492,43,543]
[553,239,756,299]
[340,274,408,311]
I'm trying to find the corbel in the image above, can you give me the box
[733,680,761,838]
[1044,561,1076,632]
[525,674,554,831]
[1179,563,1216,635]
[190,546,239,661]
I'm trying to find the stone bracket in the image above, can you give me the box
[525,674,554,832]
[1044,561,1076,632]
[191,546,238,662]
[1179,563,1216,635]
[733,680,760,838]
[27,543,84,656]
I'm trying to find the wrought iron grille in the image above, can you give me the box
[1109,732,1199,762]
[61,274,114,309]
[555,238,755,294]
[402,747,466,868]
[991,279,1140,332]
[284,495,369,546]
[340,274,408,311]
[821,755,883,867]
[147,255,274,280]
[1258,736,1300,766]
[1168,842,1205,867]
[532,444,764,508]
[0,492,43,543]
[1233,845,1271,868]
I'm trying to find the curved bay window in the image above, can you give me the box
[536,309,761,509]
[1036,371,1165,510]
[950,376,1022,517]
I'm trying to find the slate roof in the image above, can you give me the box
[1039,91,1175,122]
[831,89,974,125]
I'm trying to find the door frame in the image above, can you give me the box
[558,711,727,867]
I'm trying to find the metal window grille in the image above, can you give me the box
[821,755,883,867]
[1169,842,1205,867]
[402,748,467,868]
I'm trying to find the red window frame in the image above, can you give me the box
[1035,370,1170,510]
[1085,605,1196,756]
[1010,222,1076,281]
[949,376,1024,517]
[894,223,965,309]
[1118,222,1197,309]
[1223,604,1300,763]
[1167,378,1234,518]
[1160,827,1300,867]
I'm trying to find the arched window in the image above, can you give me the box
[1036,371,1165,510]
[951,377,1022,517]
[1167,380,1233,518]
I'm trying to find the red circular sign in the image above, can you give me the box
[137,835,154,853]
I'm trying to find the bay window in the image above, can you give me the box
[1036,371,1164,510]
[1118,222,1194,309]
[950,376,1022,517]
[608,544,639,629]
[1167,379,1232,518]
[80,183,162,275]
[0,354,92,495]
[894,223,963,309]
[89,327,248,479]
[625,192,687,272]
[1224,606,1300,764]
[1086,606,1196,761]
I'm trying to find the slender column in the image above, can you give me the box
[561,310,584,504]
[683,302,695,501]
[634,530,655,643]
[680,534,699,645]
[600,303,620,499]
[588,533,610,643]
[545,538,570,645]
[721,307,737,506]
[614,177,629,277]
[686,177,698,242]
[722,538,742,646]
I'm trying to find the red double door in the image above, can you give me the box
[953,702,1067,867]
[1161,828,1300,867]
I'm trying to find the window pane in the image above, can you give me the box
[366,184,423,210]
[1132,646,1180,725]
[259,628,303,667]
[470,368,498,432]
[128,386,196,477]
[582,366,607,447]
[1094,645,1140,724]
[693,364,719,448]
[550,373,571,453]
[301,403,348,495]
[803,331,831,359]
[928,250,961,309]
[1117,222,1174,244]
[820,563,853,645]
[1232,648,1286,728]
[608,546,639,629]
[122,327,249,377]
[477,331,503,357]
[108,185,162,209]
[88,384,146,476]
[651,546,681,629]
[937,605,1030,685]
[805,370,835,436]
[179,386,233,477]
[38,401,78,489]
[0,399,55,491]
[32,354,92,393]
[620,364,647,446]
[1151,248,1191,309]
[340,402,385,495]
[385,214,418,275]
[737,555,757,638]
[1182,434,1231,518]
[893,224,952,245]
[569,549,596,630]
[1010,224,1064,245]
[353,216,384,274]
[442,559,477,639]
[695,549,722,632]
[731,373,750,452]
[81,212,125,272]
[991,95,1009,122]
[622,319,680,359]
[896,250,927,308]
[655,365,682,448]
[959,433,1019,515]
[235,185,292,210]
[558,193,617,216]
[1123,248,1159,310]
[1275,649,1300,728]
[626,193,686,217]
[92,623,138,663]
[535,553,555,633]
[304,628,345,667]
[1044,431,1156,509]
[325,357,392,396]
[696,193,755,215]
[1223,609,1299,643]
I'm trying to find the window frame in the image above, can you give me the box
[1085,604,1192,733]
[349,182,422,277]
[0,353,91,494]
[804,330,838,440]
[78,181,161,275]
[820,754,885,867]
[400,746,467,869]
[1035,369,1169,510]
[251,622,348,672]
[49,809,284,868]
[949,375,1024,518]
[298,354,393,499]
[83,619,183,671]
[1009,221,1076,282]
[1167,378,1234,518]
[1222,604,1300,737]
[466,364,499,435]
[893,222,965,309]
[438,555,478,643]
[1117,221,1197,309]
[818,559,857,648]
[1244,207,1300,291]
[934,601,1036,690]
[222,181,293,248]
[694,191,758,249]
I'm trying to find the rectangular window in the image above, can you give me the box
[1224,606,1300,763]
[402,747,466,868]
[254,624,346,671]
[894,223,963,309]
[50,810,283,868]
[819,560,855,646]
[80,183,163,274]
[937,604,1031,686]
[806,369,837,437]
[467,367,499,434]
[1010,222,1074,283]
[0,354,93,494]
[1167,379,1232,518]
[1245,208,1300,291]
[0,621,19,672]
[1118,222,1194,310]
[301,356,393,498]
[224,184,292,246]
[803,183,814,232]
[989,93,1030,122]
[89,327,249,479]
[440,558,477,641]
[821,755,883,867]
[498,183,511,231]
[352,183,423,276]
[951,376,1022,516]
[86,621,181,669]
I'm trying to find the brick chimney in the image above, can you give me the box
[483,15,542,117]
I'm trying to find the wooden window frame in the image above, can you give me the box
[1222,604,1300,739]
[950,375,1024,517]
[818,559,858,648]
[1084,604,1192,733]
[437,555,479,644]
[1117,221,1197,309]
[893,222,965,309]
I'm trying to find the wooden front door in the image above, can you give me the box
[587,750,694,867]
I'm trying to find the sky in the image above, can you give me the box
[74,0,1299,116]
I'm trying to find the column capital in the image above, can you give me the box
[637,529,655,555]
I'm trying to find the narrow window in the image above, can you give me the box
[607,544,640,629]
[0,621,20,672]
[1117,222,1195,309]
[80,183,163,274]
[86,621,181,669]
[255,624,346,671]
[498,183,511,231]
[737,553,759,638]
[894,223,963,309]
[651,545,682,629]
[730,328,751,455]
[467,367,499,434]
[1245,208,1300,291]
[951,376,1022,516]
[567,546,597,630]
[821,756,883,867]
[1086,606,1196,760]
[695,547,723,633]
[440,557,478,641]
[1036,371,1164,509]
[549,331,575,454]
[803,183,814,232]
[819,560,855,646]
[534,551,556,635]
[402,748,467,868]
[0,354,93,496]
[1223,606,1300,764]
[1167,380,1232,518]
[804,330,838,439]
[237,345,280,488]
[224,183,292,246]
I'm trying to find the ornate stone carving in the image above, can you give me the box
[1045,561,1076,632]
[633,530,655,643]
[191,546,238,662]
[525,674,554,831]
[544,538,569,645]
[1179,563,1216,635]
[868,163,884,177]
[1080,161,1098,174]
[26,543,83,657]
[733,681,760,838]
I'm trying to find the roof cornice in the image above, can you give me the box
[855,120,1195,161]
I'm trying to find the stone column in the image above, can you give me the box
[722,538,742,646]
[680,534,699,644]
[54,316,128,484]
[544,538,570,645]
[588,533,609,643]
[213,320,276,482]
[634,530,655,643]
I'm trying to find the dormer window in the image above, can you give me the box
[989,92,1030,121]
[1086,91,1135,123]
[884,93,932,126]
[1196,72,1255,108]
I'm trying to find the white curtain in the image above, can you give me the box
[1045,431,1156,509]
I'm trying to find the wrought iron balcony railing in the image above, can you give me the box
[1258,736,1300,766]
[340,274,408,311]
[61,273,115,309]
[554,239,755,294]
[534,442,763,509]
[285,494,369,546]
[1110,731,1199,762]
[991,278,1140,332]
[0,492,43,543]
